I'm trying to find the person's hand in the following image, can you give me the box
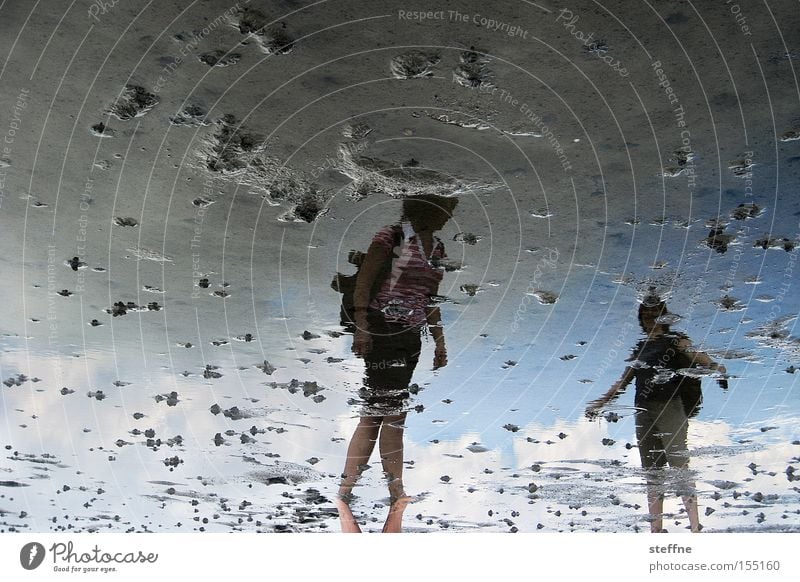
[713,363,729,389]
[352,329,372,357]
[433,343,447,370]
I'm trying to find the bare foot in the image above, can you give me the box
[382,495,415,533]
[334,496,362,533]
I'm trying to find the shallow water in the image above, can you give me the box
[0,0,798,533]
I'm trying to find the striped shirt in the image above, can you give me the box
[369,224,446,327]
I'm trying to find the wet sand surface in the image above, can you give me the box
[1,0,799,533]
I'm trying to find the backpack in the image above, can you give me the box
[330,225,403,332]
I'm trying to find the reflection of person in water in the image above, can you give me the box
[586,295,727,533]
[335,194,457,533]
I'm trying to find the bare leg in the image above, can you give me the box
[338,416,382,499]
[647,486,665,533]
[334,497,362,533]
[336,416,383,533]
[379,413,408,501]
[682,493,701,532]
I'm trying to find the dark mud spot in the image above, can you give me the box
[255,25,294,55]
[745,316,800,355]
[163,456,183,468]
[453,48,492,88]
[107,85,159,120]
[704,228,733,253]
[671,149,695,167]
[529,290,558,305]
[279,192,327,223]
[256,360,276,375]
[731,203,762,220]
[198,50,241,67]
[780,129,800,142]
[66,257,87,271]
[249,462,318,486]
[235,9,294,54]
[453,232,480,245]
[106,300,160,316]
[3,374,28,387]
[390,50,440,79]
[337,146,488,200]
[729,158,754,177]
[754,236,796,252]
[266,379,325,402]
[662,149,696,178]
[192,197,214,208]
[90,122,115,137]
[113,217,138,227]
[204,114,264,174]
[258,168,317,207]
[169,104,210,127]
[154,391,179,406]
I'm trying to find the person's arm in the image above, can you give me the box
[675,337,728,389]
[585,367,635,418]
[351,241,390,356]
[675,338,727,374]
[425,299,447,369]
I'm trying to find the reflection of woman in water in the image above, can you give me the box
[586,296,726,533]
[335,194,457,533]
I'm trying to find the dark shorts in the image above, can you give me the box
[358,311,422,416]
[635,397,691,470]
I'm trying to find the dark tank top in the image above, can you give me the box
[629,333,703,417]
